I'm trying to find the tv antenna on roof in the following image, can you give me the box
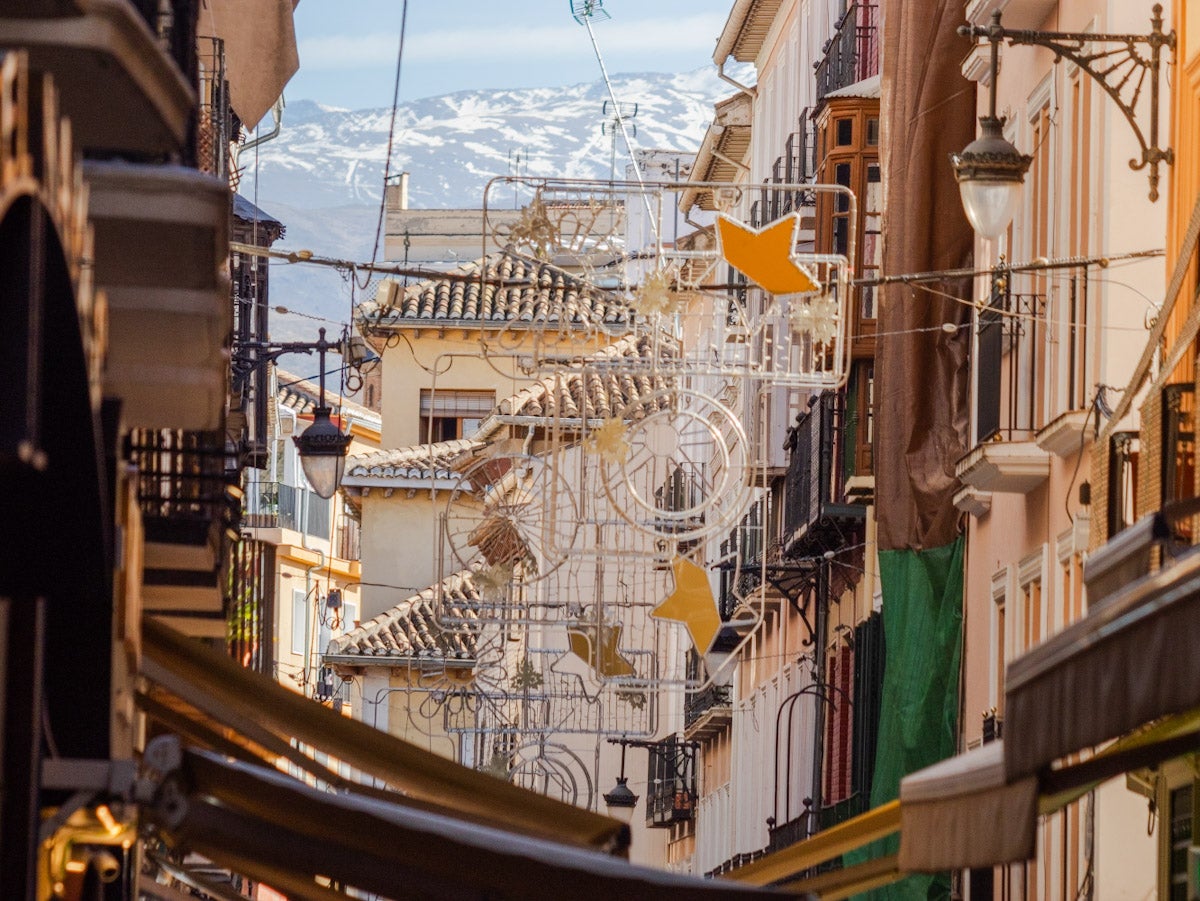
[570,0,657,240]
[601,101,638,182]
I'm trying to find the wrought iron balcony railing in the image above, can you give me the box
[645,735,698,829]
[684,682,732,731]
[815,2,880,102]
[244,480,332,540]
[129,429,237,543]
[783,394,841,541]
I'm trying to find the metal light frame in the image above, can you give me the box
[235,326,352,499]
[956,4,1176,204]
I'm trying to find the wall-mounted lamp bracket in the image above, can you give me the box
[959,4,1175,201]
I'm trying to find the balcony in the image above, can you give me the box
[645,735,698,829]
[244,481,332,541]
[87,160,231,431]
[1035,408,1095,457]
[684,681,733,741]
[0,0,195,158]
[130,428,239,637]
[782,394,865,556]
[815,2,879,103]
[955,441,1049,494]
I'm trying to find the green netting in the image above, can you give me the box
[846,537,963,900]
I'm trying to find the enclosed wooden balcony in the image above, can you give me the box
[0,0,194,158]
[86,160,231,431]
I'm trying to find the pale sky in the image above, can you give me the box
[287,1,735,109]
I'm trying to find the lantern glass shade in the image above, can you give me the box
[957,178,1024,240]
[294,408,351,499]
[603,777,639,824]
[950,116,1032,240]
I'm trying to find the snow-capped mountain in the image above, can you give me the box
[240,67,734,337]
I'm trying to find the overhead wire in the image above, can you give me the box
[357,0,409,295]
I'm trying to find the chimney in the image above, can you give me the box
[385,171,410,212]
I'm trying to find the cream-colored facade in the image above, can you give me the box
[956,1,1168,897]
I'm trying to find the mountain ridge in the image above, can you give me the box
[240,67,734,336]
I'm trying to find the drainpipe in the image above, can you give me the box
[242,94,285,152]
[717,60,756,99]
[808,560,830,826]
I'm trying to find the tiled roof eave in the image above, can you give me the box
[324,653,477,669]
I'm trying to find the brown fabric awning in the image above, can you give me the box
[200,0,298,127]
[140,618,628,854]
[898,741,1037,872]
[144,745,782,901]
[1004,545,1200,780]
[899,712,1200,873]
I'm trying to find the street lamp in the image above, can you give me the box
[953,5,1175,237]
[602,738,639,823]
[236,326,353,499]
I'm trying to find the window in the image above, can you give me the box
[991,569,1009,714]
[860,163,882,321]
[1019,550,1045,654]
[291,588,308,655]
[341,599,359,632]
[1169,783,1193,901]
[419,389,495,442]
[1107,431,1140,539]
[836,117,853,146]
[866,117,879,146]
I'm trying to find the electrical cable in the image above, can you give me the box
[358,0,409,294]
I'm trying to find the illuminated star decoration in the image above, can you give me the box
[567,622,636,678]
[789,291,840,344]
[586,417,631,465]
[652,556,722,654]
[631,269,680,318]
[716,213,821,295]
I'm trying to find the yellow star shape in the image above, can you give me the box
[567,622,636,678]
[652,556,722,654]
[716,213,821,295]
[586,417,631,464]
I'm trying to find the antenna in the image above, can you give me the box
[601,101,638,182]
[507,147,526,208]
[570,0,658,242]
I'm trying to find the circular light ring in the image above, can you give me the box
[442,452,581,584]
[599,387,755,542]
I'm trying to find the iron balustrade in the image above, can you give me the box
[196,36,230,182]
[129,429,237,538]
[783,394,840,541]
[684,679,732,731]
[226,538,274,674]
[975,286,1048,443]
[644,735,698,829]
[243,480,332,540]
[815,2,880,102]
[767,812,814,853]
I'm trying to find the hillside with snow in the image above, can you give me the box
[240,67,733,336]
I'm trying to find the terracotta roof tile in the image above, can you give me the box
[345,438,486,480]
[277,370,380,427]
[326,567,482,662]
[358,252,628,329]
[495,335,675,422]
